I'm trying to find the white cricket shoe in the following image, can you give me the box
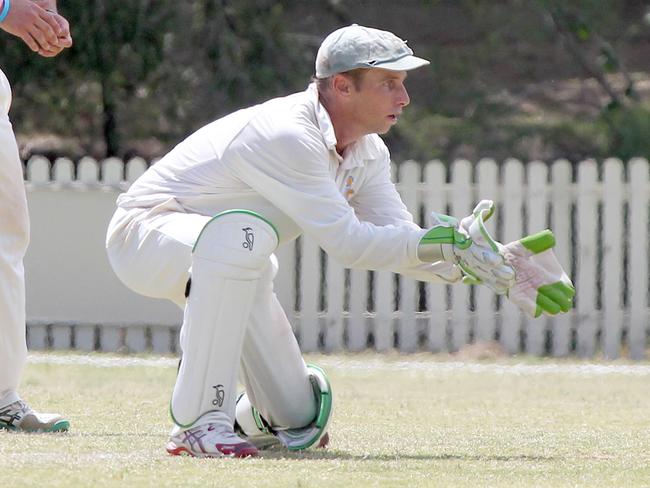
[166,421,258,458]
[0,399,69,432]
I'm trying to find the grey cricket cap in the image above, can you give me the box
[315,24,430,78]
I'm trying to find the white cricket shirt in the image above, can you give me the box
[117,84,457,280]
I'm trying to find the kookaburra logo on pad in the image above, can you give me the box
[242,227,254,251]
[212,384,225,407]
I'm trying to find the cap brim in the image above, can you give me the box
[374,55,430,72]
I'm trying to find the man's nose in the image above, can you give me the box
[398,85,410,107]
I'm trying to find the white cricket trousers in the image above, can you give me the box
[0,69,30,407]
[106,203,316,429]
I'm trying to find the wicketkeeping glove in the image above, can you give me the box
[418,201,515,294]
[460,201,576,317]
[501,230,575,317]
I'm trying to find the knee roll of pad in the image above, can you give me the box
[235,364,333,451]
[193,209,279,279]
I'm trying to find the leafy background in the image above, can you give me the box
[2,0,649,163]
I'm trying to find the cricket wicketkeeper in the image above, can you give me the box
[106,24,574,458]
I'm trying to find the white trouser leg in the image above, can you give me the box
[106,203,211,307]
[0,69,30,405]
[238,256,316,430]
[170,211,279,428]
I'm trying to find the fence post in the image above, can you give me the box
[374,270,394,351]
[550,160,573,356]
[52,157,74,183]
[324,253,345,352]
[449,160,473,351]
[602,158,624,358]
[424,160,448,351]
[397,161,420,352]
[299,235,321,352]
[348,268,369,351]
[525,161,550,355]
[126,157,147,182]
[575,159,598,357]
[501,159,524,353]
[475,158,499,343]
[101,157,124,184]
[628,158,648,359]
[26,155,50,183]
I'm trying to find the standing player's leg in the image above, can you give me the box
[234,254,332,450]
[0,69,68,432]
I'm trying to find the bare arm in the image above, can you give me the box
[0,0,72,57]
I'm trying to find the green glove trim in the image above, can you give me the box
[420,226,471,250]
[535,281,576,316]
[476,211,499,253]
[461,275,481,286]
[520,230,555,254]
[459,262,482,284]
[437,214,459,226]
[473,202,495,221]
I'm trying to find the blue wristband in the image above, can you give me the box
[0,0,11,23]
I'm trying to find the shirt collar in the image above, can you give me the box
[307,83,384,169]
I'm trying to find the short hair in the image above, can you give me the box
[314,68,368,94]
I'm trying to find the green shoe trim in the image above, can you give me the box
[46,419,70,432]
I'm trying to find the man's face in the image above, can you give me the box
[347,68,410,135]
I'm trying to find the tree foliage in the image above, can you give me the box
[1,0,649,161]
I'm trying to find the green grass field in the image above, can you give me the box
[2,352,650,488]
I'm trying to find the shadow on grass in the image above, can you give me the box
[53,433,558,463]
[257,450,559,462]
[64,432,167,438]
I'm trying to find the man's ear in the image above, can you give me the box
[332,74,353,97]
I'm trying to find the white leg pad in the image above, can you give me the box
[170,210,278,428]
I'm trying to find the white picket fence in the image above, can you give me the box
[23,156,650,358]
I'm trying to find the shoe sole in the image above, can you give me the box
[166,442,258,458]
